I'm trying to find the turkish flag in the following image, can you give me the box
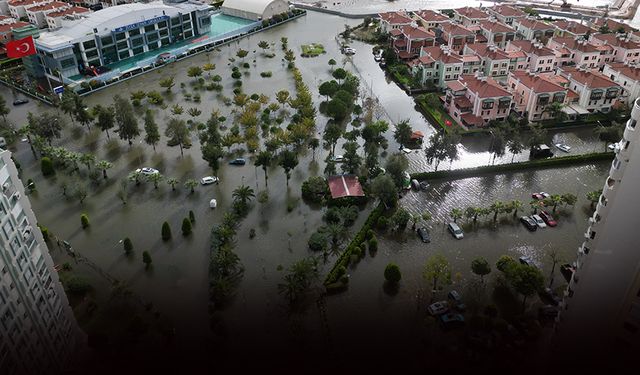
[6,36,36,59]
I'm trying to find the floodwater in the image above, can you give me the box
[0,10,613,368]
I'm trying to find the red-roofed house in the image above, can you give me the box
[552,20,594,38]
[327,175,364,199]
[547,36,603,68]
[444,73,513,127]
[391,25,435,60]
[486,5,527,26]
[590,33,640,65]
[413,9,450,30]
[439,22,476,51]
[0,20,29,44]
[26,1,69,28]
[379,11,414,34]
[413,45,463,88]
[452,6,490,29]
[506,40,557,73]
[0,14,17,25]
[602,62,640,105]
[558,66,622,112]
[589,18,634,35]
[508,70,569,121]
[512,18,555,41]
[463,43,511,78]
[46,5,90,29]
[478,20,516,48]
[8,0,52,19]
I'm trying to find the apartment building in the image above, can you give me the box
[477,20,516,49]
[558,66,621,112]
[602,62,640,106]
[463,43,511,78]
[413,45,463,88]
[555,98,640,358]
[506,40,557,73]
[485,5,526,26]
[508,70,568,121]
[390,25,435,60]
[0,150,83,374]
[7,0,52,19]
[25,1,69,28]
[547,36,603,68]
[378,11,413,34]
[439,22,476,51]
[512,18,555,41]
[0,14,17,25]
[412,9,449,31]
[443,73,513,127]
[452,6,489,29]
[589,17,634,34]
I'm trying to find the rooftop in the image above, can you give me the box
[27,1,67,12]
[327,175,364,199]
[479,20,515,34]
[515,18,553,31]
[453,6,489,20]
[401,25,434,39]
[548,36,600,53]
[510,70,566,93]
[8,0,51,6]
[455,74,511,98]
[440,22,475,36]
[592,17,634,33]
[47,6,90,18]
[413,9,449,23]
[488,5,526,18]
[560,67,620,89]
[0,21,30,33]
[465,43,510,60]
[508,40,555,56]
[552,20,593,35]
[379,11,413,25]
[606,62,640,81]
[591,33,640,50]
[421,45,463,64]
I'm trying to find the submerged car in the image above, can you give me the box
[417,227,431,243]
[428,301,449,316]
[539,211,557,227]
[554,143,571,153]
[532,192,551,200]
[531,214,547,228]
[448,222,464,239]
[520,216,537,231]
[519,256,540,268]
[229,158,246,165]
[448,290,466,311]
[136,167,159,176]
[13,98,28,106]
[331,155,345,162]
[200,176,219,185]
[440,313,465,329]
[419,181,429,190]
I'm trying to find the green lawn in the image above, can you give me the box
[301,43,326,57]
[416,94,463,133]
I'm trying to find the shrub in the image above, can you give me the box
[368,236,378,252]
[301,176,329,203]
[41,157,54,176]
[80,214,89,229]
[142,251,152,269]
[384,263,401,283]
[496,255,516,272]
[323,207,341,224]
[308,231,327,251]
[231,71,242,79]
[189,210,196,224]
[243,62,250,69]
[260,71,273,78]
[366,229,375,240]
[65,276,91,295]
[181,217,192,236]
[123,238,133,254]
[376,216,388,231]
[249,228,256,238]
[162,221,172,241]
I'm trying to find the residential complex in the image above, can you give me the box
[0,150,83,374]
[555,97,640,355]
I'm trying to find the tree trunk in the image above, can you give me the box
[522,295,528,313]
[264,170,268,187]
[433,277,438,292]
[102,169,107,179]
[106,129,110,139]
[179,143,184,157]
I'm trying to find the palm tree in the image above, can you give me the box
[529,199,541,214]
[586,190,601,209]
[490,201,504,221]
[184,179,198,193]
[510,200,523,217]
[325,223,348,248]
[422,211,432,223]
[167,178,179,191]
[254,150,273,186]
[561,193,577,207]
[147,173,163,189]
[464,207,476,223]
[79,153,96,170]
[545,194,564,213]
[128,170,143,186]
[232,184,255,208]
[96,160,112,179]
[450,208,463,223]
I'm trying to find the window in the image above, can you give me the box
[115,32,126,41]
[82,40,96,50]
[144,24,155,33]
[59,58,74,69]
[116,41,128,51]
[129,29,140,36]
[100,35,113,46]
[130,37,144,47]
[158,21,167,28]
[132,47,144,56]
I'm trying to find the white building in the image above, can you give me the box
[25,1,69,28]
[221,0,289,21]
[8,0,52,19]
[555,98,640,359]
[45,5,91,29]
[603,62,640,106]
[0,150,83,374]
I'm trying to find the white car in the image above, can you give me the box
[209,199,217,208]
[343,47,356,55]
[554,143,571,153]
[136,167,159,176]
[200,176,219,185]
[531,214,547,228]
[402,148,413,154]
[332,155,345,162]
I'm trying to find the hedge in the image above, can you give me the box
[324,202,385,289]
[411,152,614,181]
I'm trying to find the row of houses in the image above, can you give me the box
[380,6,639,128]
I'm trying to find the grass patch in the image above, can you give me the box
[411,152,614,181]
[301,43,326,57]
[415,93,463,133]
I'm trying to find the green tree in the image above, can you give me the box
[27,112,65,146]
[384,263,402,284]
[278,257,319,304]
[450,208,463,223]
[80,214,89,229]
[423,254,452,292]
[95,160,112,179]
[586,190,601,208]
[278,149,298,186]
[332,68,347,83]
[391,207,411,231]
[309,137,320,160]
[471,257,491,282]
[328,58,337,71]
[341,141,361,174]
[393,120,413,148]
[507,263,544,312]
[236,49,249,61]
[385,153,409,189]
[147,172,163,189]
[318,80,339,101]
[544,194,564,212]
[142,251,152,269]
[113,95,139,146]
[370,174,398,208]
[123,238,133,255]
[0,96,9,121]
[161,222,172,241]
[143,109,160,151]
[510,200,523,217]
[490,201,505,221]
[496,255,516,272]
[324,222,348,248]
[94,105,115,139]
[232,184,255,212]
[79,153,95,170]
[167,177,179,191]
[187,66,203,80]
[184,179,198,193]
[165,117,191,157]
[182,217,192,236]
[561,193,578,207]
[254,150,273,186]
[41,157,55,176]
[159,76,175,92]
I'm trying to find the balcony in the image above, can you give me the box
[623,119,636,141]
[609,157,624,180]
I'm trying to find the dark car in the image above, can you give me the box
[417,227,430,243]
[419,181,429,190]
[229,158,246,165]
[439,313,465,329]
[13,99,29,106]
[448,290,466,311]
[520,216,537,231]
[539,210,557,227]
[539,287,562,306]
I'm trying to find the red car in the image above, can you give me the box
[531,192,550,200]
[539,211,557,227]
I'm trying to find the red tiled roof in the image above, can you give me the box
[479,20,515,33]
[475,34,488,43]
[8,0,50,6]
[560,67,620,89]
[47,6,89,17]
[0,21,29,33]
[606,62,640,81]
[454,6,490,20]
[446,80,466,91]
[453,96,473,108]
[393,39,407,48]
[421,46,463,64]
[458,74,511,98]
[592,18,634,33]
[398,51,412,59]
[379,11,413,25]
[417,54,435,65]
[327,175,365,199]
[462,54,482,63]
[401,25,435,39]
[27,1,66,12]
[440,22,475,36]
[592,33,640,50]
[552,20,593,35]
[389,28,402,37]
[465,43,510,60]
[510,71,566,93]
[461,112,483,126]
[489,5,526,18]
[549,36,600,53]
[515,18,553,31]
[414,9,449,23]
[508,40,555,56]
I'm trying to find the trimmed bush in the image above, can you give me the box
[41,157,54,176]
[376,216,388,231]
[181,218,192,236]
[384,263,401,283]
[142,251,152,269]
[308,231,326,251]
[189,210,196,224]
[162,221,172,241]
[123,238,133,255]
[368,236,378,252]
[80,214,89,229]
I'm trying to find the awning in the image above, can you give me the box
[327,175,365,199]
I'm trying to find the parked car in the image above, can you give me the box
[136,167,159,175]
[13,98,28,106]
[411,179,420,190]
[427,301,449,316]
[539,211,557,227]
[343,47,356,55]
[209,199,217,208]
[554,143,571,153]
[200,176,219,185]
[448,290,466,311]
[447,222,464,239]
[402,147,412,154]
[369,166,385,177]
[520,216,538,231]
[531,214,547,228]
[530,144,553,158]
[531,192,550,200]
[519,256,540,268]
[229,158,246,165]
[331,155,344,162]
[417,227,431,243]
[538,287,562,306]
[419,181,429,190]
[439,313,465,329]
[607,143,618,151]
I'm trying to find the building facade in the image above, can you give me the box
[603,62,640,106]
[558,66,621,112]
[221,0,289,21]
[555,98,640,358]
[0,150,83,374]
[444,73,513,127]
